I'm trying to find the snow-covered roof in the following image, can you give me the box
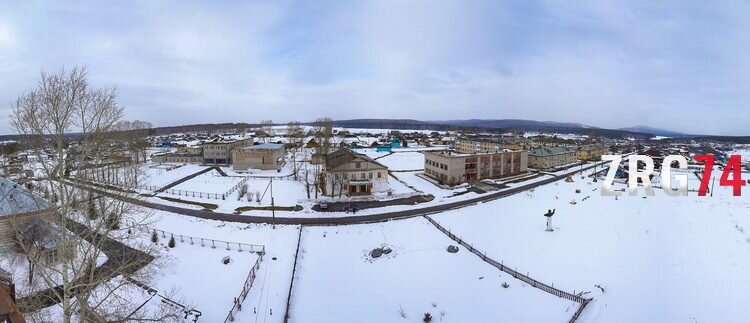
[0,177,48,216]
[244,143,285,150]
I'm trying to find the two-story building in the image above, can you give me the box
[528,147,577,169]
[232,143,285,171]
[323,149,389,196]
[203,138,252,165]
[576,144,608,161]
[424,150,528,186]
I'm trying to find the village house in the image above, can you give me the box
[424,150,528,186]
[0,177,53,246]
[323,149,389,197]
[232,143,285,171]
[528,147,577,169]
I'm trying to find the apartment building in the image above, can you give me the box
[424,150,528,186]
[576,144,607,161]
[528,147,577,169]
[456,137,531,154]
[232,143,285,171]
[455,138,502,154]
[203,138,252,165]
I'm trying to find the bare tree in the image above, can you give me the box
[237,183,248,201]
[8,67,180,322]
[313,117,333,156]
[260,119,274,143]
[286,121,303,180]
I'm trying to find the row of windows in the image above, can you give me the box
[426,159,448,170]
[334,172,383,180]
[425,168,446,179]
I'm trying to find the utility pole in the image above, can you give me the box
[271,177,275,229]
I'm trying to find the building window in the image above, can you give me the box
[45,249,59,265]
[361,173,365,179]
[377,172,382,178]
[355,161,362,168]
[368,172,373,179]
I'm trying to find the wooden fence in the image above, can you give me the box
[224,255,263,322]
[423,215,592,322]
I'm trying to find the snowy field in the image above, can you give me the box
[143,164,205,188]
[377,151,425,171]
[145,238,261,322]
[146,210,300,323]
[394,171,466,198]
[431,167,750,322]
[171,169,242,194]
[288,218,577,322]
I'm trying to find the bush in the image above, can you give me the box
[106,213,120,230]
[423,313,432,323]
[151,230,158,243]
[168,235,176,248]
[502,282,510,288]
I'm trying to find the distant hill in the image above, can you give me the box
[618,126,686,137]
[329,118,651,139]
[437,119,598,131]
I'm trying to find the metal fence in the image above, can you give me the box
[126,220,266,254]
[159,188,227,200]
[224,176,251,199]
[224,255,263,322]
[423,215,592,322]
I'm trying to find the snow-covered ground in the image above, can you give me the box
[143,163,204,188]
[431,167,750,322]
[144,240,260,322]
[171,169,242,194]
[288,218,577,322]
[144,210,300,323]
[377,151,425,171]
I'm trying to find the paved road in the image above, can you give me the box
[71,162,607,226]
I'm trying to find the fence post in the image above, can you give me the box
[212,240,216,249]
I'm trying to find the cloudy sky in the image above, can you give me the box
[1,1,749,135]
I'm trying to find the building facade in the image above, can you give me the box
[528,147,577,169]
[323,149,389,196]
[203,138,252,165]
[151,153,204,164]
[576,144,607,161]
[424,150,528,186]
[456,138,502,154]
[232,143,285,171]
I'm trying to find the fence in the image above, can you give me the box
[423,215,592,322]
[159,188,227,200]
[224,176,251,199]
[224,255,263,322]
[126,220,266,254]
